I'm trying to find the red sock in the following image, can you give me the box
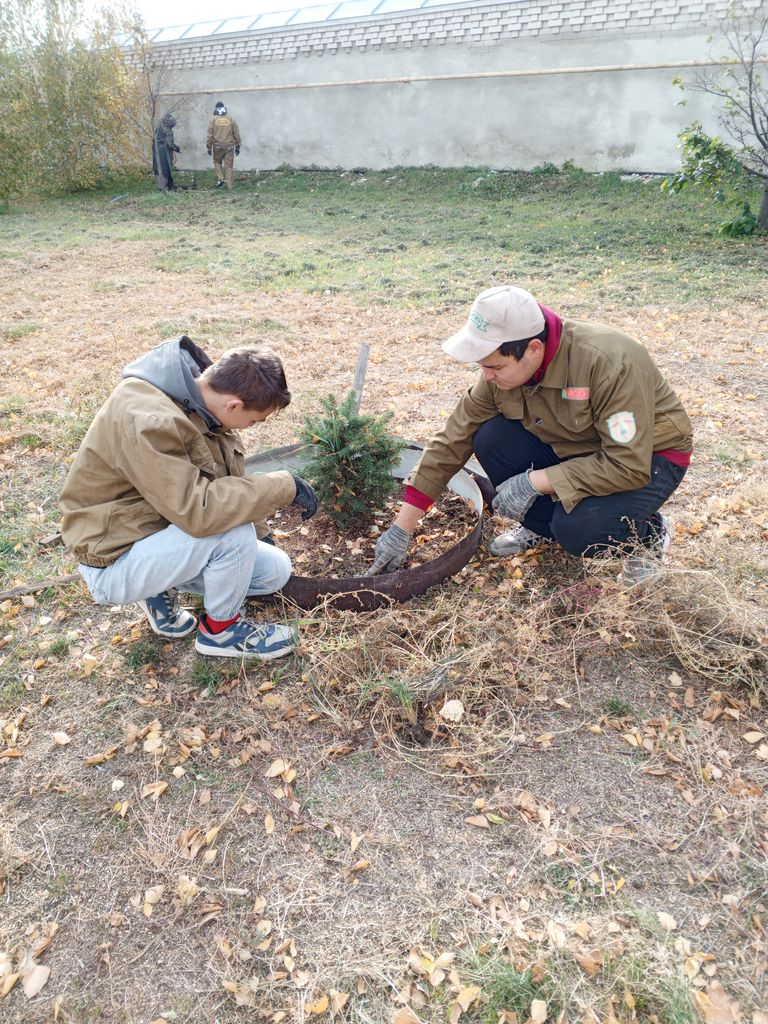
[202,613,240,634]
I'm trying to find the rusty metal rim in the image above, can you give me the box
[245,443,493,611]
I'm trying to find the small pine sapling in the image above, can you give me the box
[298,391,406,531]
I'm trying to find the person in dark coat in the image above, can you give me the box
[153,112,181,192]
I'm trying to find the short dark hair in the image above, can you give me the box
[201,347,291,412]
[497,324,548,360]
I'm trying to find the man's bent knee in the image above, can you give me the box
[551,508,625,558]
[249,542,292,595]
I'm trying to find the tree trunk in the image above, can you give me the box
[759,185,768,230]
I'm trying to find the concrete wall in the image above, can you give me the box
[150,0,760,172]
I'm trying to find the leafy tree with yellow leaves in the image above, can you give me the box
[0,0,144,202]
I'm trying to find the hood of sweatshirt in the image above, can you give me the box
[122,336,221,432]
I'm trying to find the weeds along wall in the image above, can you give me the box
[147,0,760,173]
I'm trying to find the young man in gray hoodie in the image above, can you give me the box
[60,337,317,659]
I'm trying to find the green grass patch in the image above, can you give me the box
[464,954,556,1022]
[0,669,27,710]
[0,322,41,339]
[190,658,229,696]
[123,636,164,672]
[602,696,637,719]
[0,396,26,417]
[2,168,765,310]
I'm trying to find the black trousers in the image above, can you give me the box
[473,416,687,558]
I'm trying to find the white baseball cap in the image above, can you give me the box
[442,285,545,362]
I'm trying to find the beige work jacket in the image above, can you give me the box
[206,116,241,149]
[60,378,295,567]
[408,318,692,513]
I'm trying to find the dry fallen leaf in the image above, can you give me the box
[306,994,329,1014]
[81,653,98,676]
[265,758,291,778]
[51,731,71,746]
[530,998,548,1024]
[454,984,482,1011]
[439,699,464,723]
[692,980,740,1024]
[264,811,275,835]
[330,990,350,1013]
[143,884,165,916]
[393,1009,422,1024]
[743,731,765,744]
[0,972,20,997]
[141,781,168,801]
[656,911,677,931]
[21,964,50,999]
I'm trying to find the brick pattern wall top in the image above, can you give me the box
[147,0,746,69]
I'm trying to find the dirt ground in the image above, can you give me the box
[1,238,767,1024]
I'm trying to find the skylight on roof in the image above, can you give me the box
[329,0,382,18]
[144,0,485,43]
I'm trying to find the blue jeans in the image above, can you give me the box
[473,416,687,557]
[78,523,291,621]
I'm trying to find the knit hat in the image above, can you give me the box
[442,286,545,362]
[214,102,227,115]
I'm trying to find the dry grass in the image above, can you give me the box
[1,184,767,1022]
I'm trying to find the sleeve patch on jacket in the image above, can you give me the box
[606,410,637,443]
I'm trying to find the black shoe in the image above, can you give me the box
[215,180,225,188]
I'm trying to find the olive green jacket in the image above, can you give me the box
[408,318,692,513]
[60,378,295,567]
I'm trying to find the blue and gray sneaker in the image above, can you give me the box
[136,589,197,638]
[194,615,297,660]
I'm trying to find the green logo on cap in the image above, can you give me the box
[470,311,490,333]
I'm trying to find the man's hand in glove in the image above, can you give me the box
[365,524,412,575]
[492,470,542,522]
[207,147,212,156]
[290,475,318,520]
[235,146,240,156]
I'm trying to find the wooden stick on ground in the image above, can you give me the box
[0,574,80,601]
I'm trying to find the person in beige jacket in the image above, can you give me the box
[368,286,692,585]
[206,101,241,190]
[60,338,317,659]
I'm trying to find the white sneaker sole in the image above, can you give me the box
[193,637,295,659]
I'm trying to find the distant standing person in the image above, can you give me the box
[154,112,181,192]
[206,101,241,190]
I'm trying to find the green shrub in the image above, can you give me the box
[662,122,760,236]
[298,391,406,531]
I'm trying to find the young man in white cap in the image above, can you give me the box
[367,286,692,583]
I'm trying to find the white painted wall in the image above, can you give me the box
[148,0,757,172]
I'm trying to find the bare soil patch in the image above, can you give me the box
[272,490,477,577]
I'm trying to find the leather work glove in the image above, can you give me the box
[365,524,412,575]
[235,146,240,156]
[290,475,318,520]
[492,470,541,522]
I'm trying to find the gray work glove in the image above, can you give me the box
[235,146,240,156]
[365,524,412,575]
[290,474,318,520]
[206,147,212,156]
[492,471,541,522]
